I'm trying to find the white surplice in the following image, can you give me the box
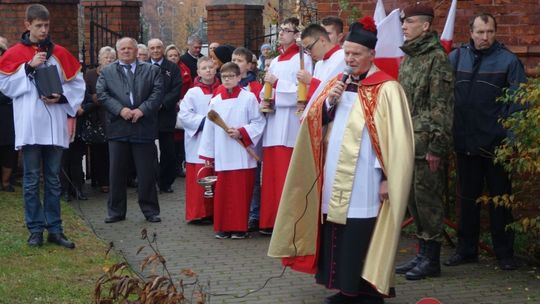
[0,57,85,150]
[198,89,266,171]
[302,48,346,118]
[262,52,312,148]
[321,91,383,218]
[179,86,212,164]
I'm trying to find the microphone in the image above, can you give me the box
[340,66,353,84]
[329,66,353,106]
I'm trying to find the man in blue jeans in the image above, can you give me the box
[0,4,85,248]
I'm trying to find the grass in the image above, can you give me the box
[0,189,117,304]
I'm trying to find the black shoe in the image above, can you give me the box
[27,232,44,247]
[498,257,518,270]
[146,215,161,223]
[405,241,441,280]
[444,253,478,266]
[396,239,426,274]
[215,232,231,239]
[324,292,358,304]
[62,191,72,202]
[47,233,75,249]
[104,216,126,223]
[160,187,173,194]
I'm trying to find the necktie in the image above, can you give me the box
[122,64,135,94]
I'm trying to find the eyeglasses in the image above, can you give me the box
[279,28,298,34]
[304,37,320,53]
[221,73,238,80]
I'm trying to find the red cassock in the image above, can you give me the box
[259,146,293,229]
[184,163,214,221]
[213,169,256,232]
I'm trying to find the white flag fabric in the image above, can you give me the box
[374,0,387,24]
[441,0,457,53]
[374,9,404,79]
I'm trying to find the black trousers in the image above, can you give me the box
[456,153,514,259]
[108,141,159,218]
[60,140,85,193]
[158,131,176,189]
[89,142,109,187]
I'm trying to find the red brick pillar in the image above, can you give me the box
[81,0,141,66]
[0,0,80,57]
[206,1,264,55]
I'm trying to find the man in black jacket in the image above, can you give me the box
[445,13,526,270]
[180,34,203,80]
[147,38,182,193]
[97,37,163,223]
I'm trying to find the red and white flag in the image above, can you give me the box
[374,9,404,79]
[441,0,457,53]
[374,0,387,24]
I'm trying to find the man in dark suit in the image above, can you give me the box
[147,38,182,193]
[179,34,203,80]
[97,37,163,223]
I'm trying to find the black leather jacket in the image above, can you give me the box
[96,60,163,142]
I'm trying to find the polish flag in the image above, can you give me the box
[441,0,457,53]
[374,0,387,24]
[374,9,404,79]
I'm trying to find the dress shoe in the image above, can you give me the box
[146,215,161,223]
[104,216,126,223]
[47,233,75,249]
[27,232,44,247]
[443,253,478,266]
[498,257,518,270]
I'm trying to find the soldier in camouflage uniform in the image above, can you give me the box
[396,3,454,280]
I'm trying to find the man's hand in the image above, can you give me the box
[426,152,441,173]
[297,102,306,112]
[227,128,241,139]
[131,109,144,123]
[327,81,346,106]
[204,160,214,168]
[264,72,277,85]
[379,180,389,202]
[29,52,47,68]
[120,107,133,120]
[41,93,61,104]
[296,69,312,85]
[76,107,84,116]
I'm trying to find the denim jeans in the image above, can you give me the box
[249,162,262,221]
[22,145,64,234]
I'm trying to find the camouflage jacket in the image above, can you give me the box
[399,31,454,157]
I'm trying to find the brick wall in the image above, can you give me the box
[206,4,264,55]
[316,0,540,74]
[0,0,80,57]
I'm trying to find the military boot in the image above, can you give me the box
[396,239,425,274]
[405,240,441,280]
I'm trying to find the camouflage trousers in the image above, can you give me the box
[408,158,446,242]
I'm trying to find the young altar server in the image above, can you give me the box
[297,23,346,116]
[178,56,220,224]
[198,62,266,239]
[260,17,312,234]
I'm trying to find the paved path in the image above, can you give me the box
[73,180,540,304]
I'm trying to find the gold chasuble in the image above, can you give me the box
[268,66,414,296]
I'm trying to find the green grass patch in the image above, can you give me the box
[0,190,118,303]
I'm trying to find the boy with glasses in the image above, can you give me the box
[297,23,346,115]
[198,62,266,239]
[260,17,312,235]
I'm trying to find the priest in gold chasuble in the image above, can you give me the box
[268,16,414,304]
